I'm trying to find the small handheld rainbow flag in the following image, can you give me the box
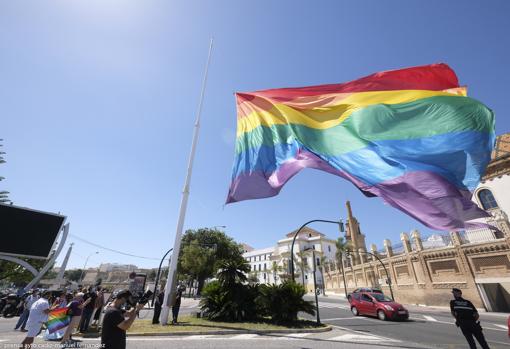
[46,307,71,334]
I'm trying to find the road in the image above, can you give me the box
[303,294,509,348]
[0,296,508,348]
[0,315,427,349]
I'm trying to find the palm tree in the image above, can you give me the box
[335,237,351,297]
[295,251,309,288]
[217,259,249,287]
[270,261,282,284]
[318,255,328,296]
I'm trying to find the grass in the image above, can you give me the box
[129,316,324,333]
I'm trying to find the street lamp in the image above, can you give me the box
[290,219,344,282]
[152,248,173,306]
[345,249,395,301]
[304,247,320,325]
[79,251,99,284]
[152,242,218,306]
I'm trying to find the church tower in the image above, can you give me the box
[344,201,367,265]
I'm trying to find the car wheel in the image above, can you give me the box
[351,306,359,316]
[377,310,387,321]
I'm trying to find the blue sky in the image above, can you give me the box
[1,0,509,269]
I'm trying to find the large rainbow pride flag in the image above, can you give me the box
[46,306,70,334]
[226,64,496,231]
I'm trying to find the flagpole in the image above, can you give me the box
[160,38,214,325]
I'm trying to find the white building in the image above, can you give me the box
[243,246,275,284]
[243,227,338,292]
[466,132,510,243]
[99,263,138,273]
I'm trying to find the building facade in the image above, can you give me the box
[243,227,338,291]
[244,246,275,284]
[323,133,510,312]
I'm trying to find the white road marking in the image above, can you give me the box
[409,317,507,332]
[322,316,368,321]
[493,324,508,330]
[330,333,398,343]
[78,333,317,341]
[318,302,350,309]
[231,334,259,339]
[330,324,399,342]
[423,315,438,322]
[284,333,311,338]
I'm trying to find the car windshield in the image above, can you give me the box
[371,293,393,302]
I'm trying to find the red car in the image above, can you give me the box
[349,292,409,321]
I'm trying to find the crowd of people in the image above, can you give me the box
[1,284,186,349]
[12,286,107,347]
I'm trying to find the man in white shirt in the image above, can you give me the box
[15,289,39,331]
[21,290,51,348]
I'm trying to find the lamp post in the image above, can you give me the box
[152,248,173,306]
[152,242,217,306]
[304,247,320,325]
[79,251,98,284]
[345,249,395,301]
[290,219,344,282]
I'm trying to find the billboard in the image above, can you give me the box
[0,203,66,259]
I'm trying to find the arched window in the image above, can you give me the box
[478,189,498,210]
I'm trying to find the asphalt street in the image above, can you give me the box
[0,296,508,348]
[303,294,510,348]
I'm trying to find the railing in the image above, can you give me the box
[459,227,503,244]
[421,232,453,250]
[392,242,405,255]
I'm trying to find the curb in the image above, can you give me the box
[125,325,332,337]
[76,325,332,338]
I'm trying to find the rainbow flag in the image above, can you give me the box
[46,307,70,334]
[227,64,496,231]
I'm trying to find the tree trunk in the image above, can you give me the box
[197,277,206,296]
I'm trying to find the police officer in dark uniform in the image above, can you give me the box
[450,288,490,349]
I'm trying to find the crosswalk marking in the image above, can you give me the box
[330,333,396,342]
[423,315,438,322]
[330,324,399,342]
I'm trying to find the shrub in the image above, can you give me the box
[256,281,315,324]
[200,281,259,322]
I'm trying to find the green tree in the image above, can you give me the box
[217,259,249,287]
[270,261,282,284]
[64,269,84,282]
[247,271,259,285]
[318,255,328,296]
[200,258,256,322]
[178,228,244,294]
[147,269,157,281]
[256,281,315,324]
[295,251,309,287]
[335,237,351,297]
[0,259,46,286]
